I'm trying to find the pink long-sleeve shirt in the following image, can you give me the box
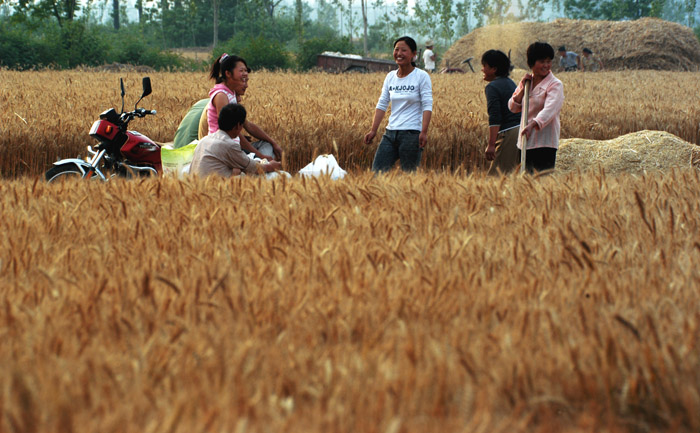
[508,72,564,150]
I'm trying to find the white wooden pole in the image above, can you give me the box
[520,80,531,174]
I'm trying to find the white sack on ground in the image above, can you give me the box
[298,154,347,180]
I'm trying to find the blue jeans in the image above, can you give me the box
[371,130,422,173]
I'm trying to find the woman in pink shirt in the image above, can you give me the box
[203,54,281,161]
[508,42,564,173]
[206,53,249,135]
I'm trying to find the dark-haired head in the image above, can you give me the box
[558,46,566,53]
[394,36,418,66]
[582,47,592,54]
[527,42,555,68]
[218,103,247,132]
[210,53,250,84]
[481,50,511,77]
[395,36,417,52]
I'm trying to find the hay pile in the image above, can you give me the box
[443,18,700,71]
[557,130,700,173]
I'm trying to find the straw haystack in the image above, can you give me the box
[557,130,700,173]
[443,18,700,72]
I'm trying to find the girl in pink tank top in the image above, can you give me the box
[206,53,250,134]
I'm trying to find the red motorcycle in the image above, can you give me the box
[45,77,162,182]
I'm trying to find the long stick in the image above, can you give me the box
[520,80,531,174]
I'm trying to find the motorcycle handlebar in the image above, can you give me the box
[118,108,156,127]
[134,108,157,117]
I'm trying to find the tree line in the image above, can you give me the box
[1,0,698,70]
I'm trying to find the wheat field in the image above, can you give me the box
[1,70,699,177]
[1,70,700,432]
[1,169,700,432]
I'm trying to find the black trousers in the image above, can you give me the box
[517,147,557,173]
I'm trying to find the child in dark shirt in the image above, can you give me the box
[481,50,521,175]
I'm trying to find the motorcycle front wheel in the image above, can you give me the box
[45,164,90,183]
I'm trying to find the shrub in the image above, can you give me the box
[217,34,291,71]
[115,32,185,70]
[239,36,290,70]
[0,19,186,70]
[296,36,353,71]
[55,21,113,68]
[0,24,55,69]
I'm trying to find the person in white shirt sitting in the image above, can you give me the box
[190,103,281,178]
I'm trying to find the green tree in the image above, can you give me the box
[111,0,119,29]
[256,0,283,17]
[663,0,697,25]
[600,0,664,19]
[455,0,472,35]
[519,0,561,20]
[295,0,303,41]
[473,0,512,25]
[17,0,80,27]
[413,0,457,46]
[563,0,666,19]
[562,0,602,18]
[436,0,458,44]
[344,0,357,40]
[360,0,368,55]
[376,0,412,39]
[135,0,144,24]
[317,0,337,26]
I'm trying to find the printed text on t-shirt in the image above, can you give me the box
[389,85,416,92]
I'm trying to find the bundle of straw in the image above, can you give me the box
[444,18,700,72]
[557,130,700,173]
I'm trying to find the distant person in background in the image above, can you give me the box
[423,41,436,73]
[481,49,521,175]
[557,46,581,72]
[202,54,282,161]
[364,36,433,173]
[581,48,604,72]
[509,42,565,173]
[190,103,281,177]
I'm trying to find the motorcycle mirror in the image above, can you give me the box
[141,77,152,98]
[134,77,152,110]
[120,78,126,114]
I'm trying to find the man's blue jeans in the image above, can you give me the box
[371,130,423,173]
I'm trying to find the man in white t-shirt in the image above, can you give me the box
[423,41,436,73]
